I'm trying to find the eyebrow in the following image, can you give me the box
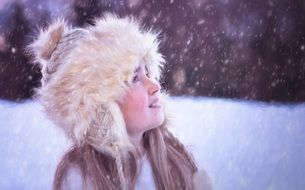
[134,66,141,73]
[134,65,148,73]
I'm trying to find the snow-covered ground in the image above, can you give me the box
[0,97,304,190]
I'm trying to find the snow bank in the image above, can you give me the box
[0,97,304,190]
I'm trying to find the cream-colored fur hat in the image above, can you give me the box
[29,14,167,188]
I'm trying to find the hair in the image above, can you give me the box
[54,125,198,190]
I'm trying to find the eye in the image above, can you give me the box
[146,71,150,78]
[132,75,139,83]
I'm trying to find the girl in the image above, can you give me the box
[29,14,210,190]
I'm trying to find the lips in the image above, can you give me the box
[149,98,161,108]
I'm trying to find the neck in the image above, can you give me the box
[129,132,145,157]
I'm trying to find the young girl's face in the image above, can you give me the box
[118,63,165,139]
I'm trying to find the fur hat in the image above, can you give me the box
[29,14,167,189]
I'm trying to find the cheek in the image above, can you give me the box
[121,90,148,126]
[127,92,147,112]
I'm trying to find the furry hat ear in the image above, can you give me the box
[29,20,72,86]
[29,19,68,64]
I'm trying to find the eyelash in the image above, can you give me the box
[132,75,139,83]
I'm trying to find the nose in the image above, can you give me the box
[145,77,161,95]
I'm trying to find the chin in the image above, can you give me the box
[155,114,165,127]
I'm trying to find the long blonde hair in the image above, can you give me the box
[54,125,198,190]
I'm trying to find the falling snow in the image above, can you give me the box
[0,0,304,101]
[0,0,304,189]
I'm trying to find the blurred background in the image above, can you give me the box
[1,1,305,190]
[1,0,305,103]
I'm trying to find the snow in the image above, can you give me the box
[0,97,305,190]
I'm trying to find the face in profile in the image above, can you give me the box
[117,63,165,139]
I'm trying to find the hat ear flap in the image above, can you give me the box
[86,102,133,156]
